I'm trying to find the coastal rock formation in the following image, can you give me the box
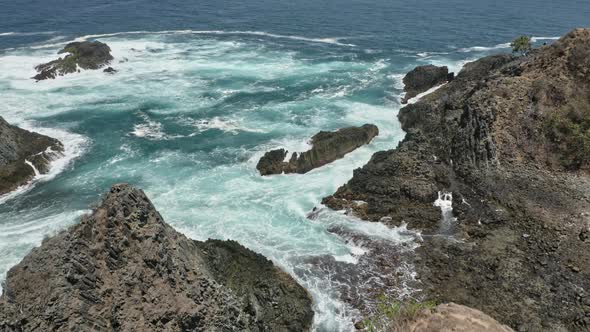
[401,65,453,104]
[0,116,63,195]
[392,303,514,332]
[324,29,590,330]
[257,124,379,175]
[33,41,114,80]
[0,184,313,331]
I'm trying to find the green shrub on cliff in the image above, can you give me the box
[544,96,590,169]
[511,35,532,55]
[361,296,437,332]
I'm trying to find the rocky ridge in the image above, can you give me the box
[324,29,590,331]
[33,41,114,81]
[0,184,314,331]
[0,116,64,195]
[257,124,379,175]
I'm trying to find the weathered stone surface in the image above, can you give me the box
[0,184,313,331]
[401,65,452,103]
[325,29,590,331]
[392,303,514,332]
[33,41,113,80]
[257,124,379,175]
[0,116,63,195]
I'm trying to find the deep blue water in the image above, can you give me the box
[0,1,588,330]
[2,0,588,51]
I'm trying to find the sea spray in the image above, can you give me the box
[433,191,457,234]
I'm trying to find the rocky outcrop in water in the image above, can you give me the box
[324,29,590,331]
[0,184,313,331]
[257,124,379,175]
[33,41,114,80]
[0,116,63,195]
[401,65,453,104]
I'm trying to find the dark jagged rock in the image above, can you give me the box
[103,66,117,74]
[0,116,63,195]
[0,184,313,331]
[401,65,453,104]
[257,124,379,175]
[33,41,113,81]
[324,29,590,331]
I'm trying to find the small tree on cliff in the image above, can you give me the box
[511,35,532,56]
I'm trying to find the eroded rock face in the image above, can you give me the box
[257,124,379,175]
[401,65,453,104]
[324,29,590,331]
[0,116,64,195]
[0,184,313,331]
[392,303,514,332]
[33,41,114,80]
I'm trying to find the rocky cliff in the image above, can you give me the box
[33,41,114,80]
[0,184,314,331]
[257,124,379,175]
[0,116,63,195]
[324,29,590,331]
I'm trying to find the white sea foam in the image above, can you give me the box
[459,42,511,52]
[131,113,166,139]
[406,83,447,104]
[70,30,356,47]
[191,116,266,135]
[531,36,560,42]
[24,160,41,176]
[0,31,56,37]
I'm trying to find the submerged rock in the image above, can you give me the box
[401,64,453,103]
[0,116,63,195]
[324,29,590,330]
[0,184,313,331]
[33,41,113,80]
[257,124,379,175]
[103,66,117,74]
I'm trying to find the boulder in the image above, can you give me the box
[33,41,113,80]
[257,124,378,175]
[395,303,514,332]
[0,184,314,331]
[401,65,452,103]
[0,116,63,195]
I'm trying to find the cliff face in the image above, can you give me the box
[0,184,313,331]
[257,124,378,175]
[324,29,590,331]
[0,116,64,195]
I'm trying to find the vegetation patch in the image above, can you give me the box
[544,95,590,169]
[360,295,437,331]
